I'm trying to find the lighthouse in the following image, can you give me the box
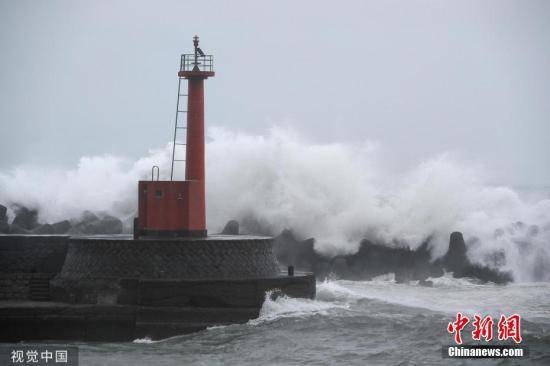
[135,36,214,238]
[1,36,315,343]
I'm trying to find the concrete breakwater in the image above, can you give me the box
[0,234,315,341]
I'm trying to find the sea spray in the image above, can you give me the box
[0,126,548,281]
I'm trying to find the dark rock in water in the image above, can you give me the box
[33,222,71,235]
[221,220,239,235]
[273,230,442,282]
[97,215,123,234]
[331,239,443,282]
[8,223,31,234]
[440,232,469,273]
[459,264,513,284]
[273,229,512,284]
[12,207,39,230]
[0,205,8,233]
[0,221,9,234]
[0,206,119,236]
[332,257,347,275]
[0,204,7,223]
[81,210,100,223]
[68,211,97,233]
[33,224,55,234]
[51,220,72,234]
[240,215,275,236]
[68,210,100,234]
[273,230,327,273]
[69,211,122,235]
[435,232,512,284]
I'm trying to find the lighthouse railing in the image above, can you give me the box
[180,54,214,72]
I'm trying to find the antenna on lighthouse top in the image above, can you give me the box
[179,36,214,75]
[192,35,205,70]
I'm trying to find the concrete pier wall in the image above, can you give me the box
[0,234,316,341]
[0,236,68,301]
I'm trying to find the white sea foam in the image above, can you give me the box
[315,276,550,322]
[249,290,348,325]
[0,126,549,281]
[246,278,550,327]
[132,337,155,344]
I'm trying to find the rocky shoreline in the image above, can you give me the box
[0,204,123,235]
[224,220,513,284]
[271,229,512,284]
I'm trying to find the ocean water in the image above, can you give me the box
[60,275,549,365]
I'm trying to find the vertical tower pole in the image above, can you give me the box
[185,76,206,229]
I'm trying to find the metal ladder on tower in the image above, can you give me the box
[170,76,187,181]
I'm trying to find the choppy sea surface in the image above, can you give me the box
[56,274,550,365]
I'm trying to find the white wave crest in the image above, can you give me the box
[316,278,550,321]
[250,290,348,325]
[132,337,155,344]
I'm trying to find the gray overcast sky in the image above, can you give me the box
[1,0,549,185]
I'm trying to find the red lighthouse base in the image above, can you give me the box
[135,180,207,238]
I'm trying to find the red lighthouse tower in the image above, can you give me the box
[136,36,214,238]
